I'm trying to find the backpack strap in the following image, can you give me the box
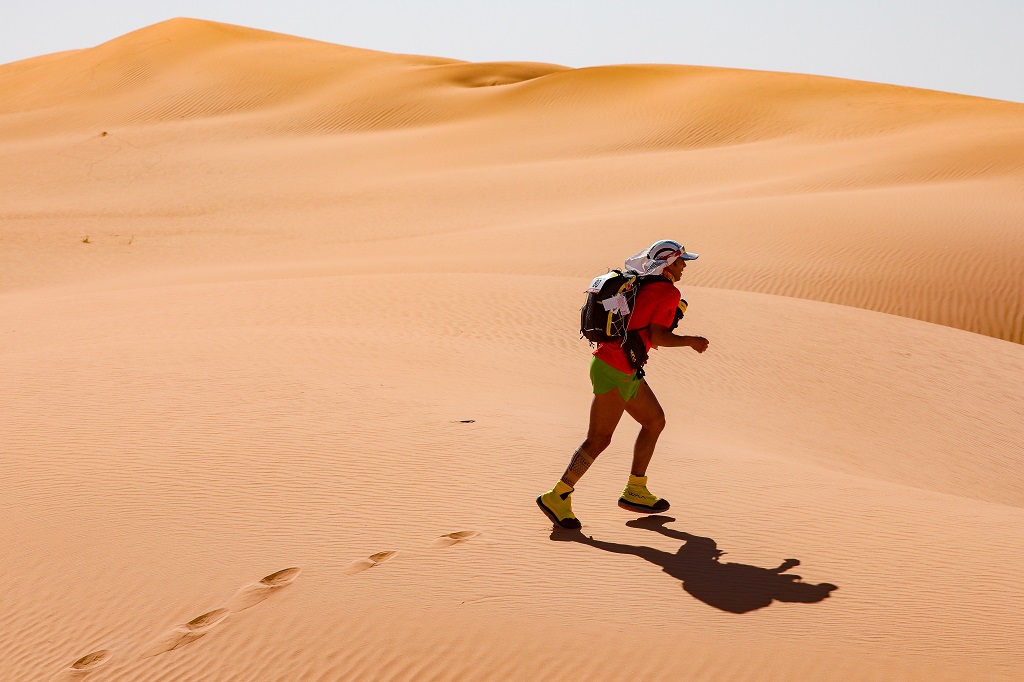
[622,274,676,379]
[621,332,648,379]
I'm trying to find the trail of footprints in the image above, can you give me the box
[59,530,479,677]
[343,530,481,573]
[55,567,301,679]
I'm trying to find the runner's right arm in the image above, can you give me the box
[648,324,709,353]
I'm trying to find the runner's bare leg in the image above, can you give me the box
[560,389,628,486]
[623,382,667,476]
[582,389,628,457]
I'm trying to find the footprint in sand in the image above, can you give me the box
[224,567,302,611]
[69,649,112,671]
[142,608,230,657]
[258,566,302,587]
[54,649,112,679]
[342,551,398,575]
[430,530,481,548]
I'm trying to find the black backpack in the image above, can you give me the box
[579,270,641,343]
[580,272,688,375]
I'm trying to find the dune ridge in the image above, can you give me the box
[1,18,1022,342]
[2,17,1023,681]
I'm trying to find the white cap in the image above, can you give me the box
[624,239,699,276]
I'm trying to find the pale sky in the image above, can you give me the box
[3,0,1022,103]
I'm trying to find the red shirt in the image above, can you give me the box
[594,279,681,374]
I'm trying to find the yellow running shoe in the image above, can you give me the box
[618,474,670,513]
[537,481,582,529]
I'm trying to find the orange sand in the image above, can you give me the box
[2,18,1023,681]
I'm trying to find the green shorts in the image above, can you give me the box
[590,356,642,402]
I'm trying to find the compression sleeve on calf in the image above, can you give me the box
[560,446,595,487]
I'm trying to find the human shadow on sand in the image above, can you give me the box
[551,516,837,614]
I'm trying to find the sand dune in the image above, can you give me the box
[2,19,1022,341]
[2,17,1023,681]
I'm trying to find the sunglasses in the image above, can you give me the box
[652,246,685,261]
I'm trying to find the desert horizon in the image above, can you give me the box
[3,17,1023,681]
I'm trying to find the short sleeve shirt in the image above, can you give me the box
[593,279,681,374]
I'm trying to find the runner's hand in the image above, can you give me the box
[689,336,709,353]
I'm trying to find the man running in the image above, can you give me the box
[537,240,710,529]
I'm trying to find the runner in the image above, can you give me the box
[537,240,710,529]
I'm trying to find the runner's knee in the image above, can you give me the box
[645,411,666,434]
[584,433,614,454]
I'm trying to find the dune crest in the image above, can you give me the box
[1,19,1021,342]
